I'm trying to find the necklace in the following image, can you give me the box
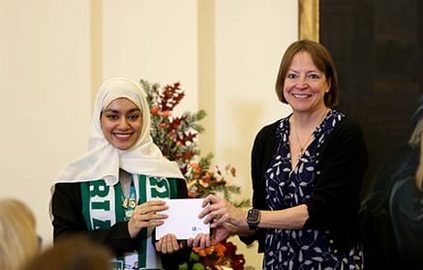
[292,109,329,158]
[293,127,314,158]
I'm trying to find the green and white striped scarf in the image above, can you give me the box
[80,174,179,270]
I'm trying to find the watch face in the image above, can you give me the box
[247,209,260,230]
[248,209,260,223]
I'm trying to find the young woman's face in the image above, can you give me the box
[100,98,143,150]
[283,51,330,114]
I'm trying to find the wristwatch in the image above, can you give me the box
[246,208,261,230]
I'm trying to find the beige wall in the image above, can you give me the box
[0,0,92,248]
[213,1,296,267]
[101,0,199,112]
[0,0,296,268]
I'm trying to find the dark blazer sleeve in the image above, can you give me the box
[239,121,279,252]
[52,183,138,255]
[303,117,368,251]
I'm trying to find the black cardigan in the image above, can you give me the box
[241,115,368,252]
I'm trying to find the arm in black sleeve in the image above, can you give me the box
[52,183,138,255]
[175,177,188,199]
[304,118,368,250]
[239,121,279,252]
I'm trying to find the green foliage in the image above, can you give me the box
[142,79,252,270]
[142,79,251,208]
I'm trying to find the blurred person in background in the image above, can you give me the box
[20,235,113,270]
[0,198,39,270]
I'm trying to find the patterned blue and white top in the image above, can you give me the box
[263,110,363,270]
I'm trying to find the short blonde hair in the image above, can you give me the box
[0,198,38,270]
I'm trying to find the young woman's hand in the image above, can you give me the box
[155,234,184,254]
[187,233,211,249]
[128,200,168,238]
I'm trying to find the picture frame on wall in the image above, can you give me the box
[300,1,423,269]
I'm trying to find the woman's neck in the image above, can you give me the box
[291,107,330,130]
[119,169,132,197]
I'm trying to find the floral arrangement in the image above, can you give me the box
[141,79,251,269]
[179,240,246,270]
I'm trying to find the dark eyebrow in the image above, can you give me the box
[306,70,321,74]
[127,108,141,114]
[287,69,320,74]
[287,69,299,73]
[102,108,141,114]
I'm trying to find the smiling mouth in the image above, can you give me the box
[292,93,311,98]
[113,133,133,140]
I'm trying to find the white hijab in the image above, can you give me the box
[55,77,184,186]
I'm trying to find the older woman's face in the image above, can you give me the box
[283,51,330,114]
[100,98,143,150]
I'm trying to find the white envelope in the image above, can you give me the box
[155,198,210,240]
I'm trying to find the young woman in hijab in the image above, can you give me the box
[51,77,191,270]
